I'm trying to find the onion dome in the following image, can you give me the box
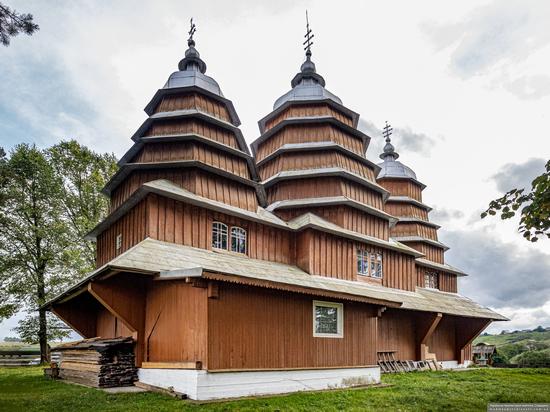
[162,36,223,97]
[377,126,419,181]
[273,49,342,110]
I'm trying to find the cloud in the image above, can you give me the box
[502,74,550,100]
[429,207,465,224]
[491,157,546,193]
[422,0,550,78]
[358,119,437,160]
[442,228,550,310]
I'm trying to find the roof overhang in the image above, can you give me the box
[256,141,381,176]
[385,196,433,212]
[415,258,468,277]
[395,216,441,229]
[144,85,241,126]
[251,116,371,156]
[257,98,360,133]
[262,167,390,200]
[130,109,250,155]
[378,175,427,190]
[392,236,450,251]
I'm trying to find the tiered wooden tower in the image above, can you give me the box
[377,128,459,292]
[253,48,394,241]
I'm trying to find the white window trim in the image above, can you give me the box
[312,300,344,338]
[212,221,228,251]
[424,271,439,289]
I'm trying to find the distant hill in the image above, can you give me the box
[474,327,550,365]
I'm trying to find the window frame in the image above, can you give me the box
[424,271,439,289]
[212,221,228,250]
[312,300,344,338]
[230,226,247,254]
[357,248,383,279]
[357,248,369,276]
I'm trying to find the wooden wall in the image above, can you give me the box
[130,141,250,179]
[264,103,353,130]
[259,151,376,181]
[144,281,208,364]
[97,199,148,267]
[153,93,231,123]
[377,309,417,360]
[406,242,445,264]
[384,202,429,220]
[426,316,456,361]
[256,124,364,162]
[276,205,389,240]
[391,222,438,240]
[207,284,378,370]
[266,177,384,210]
[144,118,239,149]
[96,307,133,338]
[296,229,416,290]
[416,267,458,293]
[378,178,423,202]
[110,168,258,212]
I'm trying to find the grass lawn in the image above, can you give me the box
[1,367,550,411]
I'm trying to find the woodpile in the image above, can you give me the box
[53,337,137,388]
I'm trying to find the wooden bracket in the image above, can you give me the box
[377,306,387,318]
[207,281,219,299]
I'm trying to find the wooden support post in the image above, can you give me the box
[87,274,147,366]
[416,312,442,361]
[455,318,491,364]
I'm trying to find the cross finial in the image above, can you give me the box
[188,17,197,47]
[382,121,393,142]
[303,10,314,56]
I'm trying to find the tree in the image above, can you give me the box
[13,312,71,343]
[0,2,39,46]
[48,140,117,274]
[0,144,73,362]
[481,160,550,242]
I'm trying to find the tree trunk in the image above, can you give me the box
[38,307,49,363]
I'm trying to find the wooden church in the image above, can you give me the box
[45,21,506,399]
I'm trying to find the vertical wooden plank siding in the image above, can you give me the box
[96,308,133,338]
[153,93,232,123]
[384,203,429,220]
[391,222,439,240]
[377,309,417,360]
[144,119,240,149]
[258,151,376,181]
[110,169,258,212]
[264,103,354,130]
[144,281,208,365]
[129,142,250,179]
[406,242,445,264]
[256,124,364,162]
[96,199,148,267]
[416,267,458,293]
[426,316,456,361]
[207,284,378,370]
[378,179,423,202]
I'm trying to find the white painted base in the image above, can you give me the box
[138,367,380,400]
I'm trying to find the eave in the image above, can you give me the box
[257,98,360,133]
[392,236,450,251]
[251,116,371,156]
[415,258,468,277]
[116,133,259,181]
[266,196,398,225]
[102,160,262,200]
[262,167,390,200]
[395,216,441,229]
[377,174,427,190]
[256,141,381,175]
[143,85,241,126]
[129,109,251,155]
[385,195,433,212]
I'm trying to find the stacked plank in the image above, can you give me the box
[53,337,137,388]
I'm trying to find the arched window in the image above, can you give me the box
[212,222,228,250]
[230,227,247,254]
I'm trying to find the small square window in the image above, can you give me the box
[424,271,439,289]
[313,301,344,338]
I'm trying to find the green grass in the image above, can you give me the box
[1,367,550,411]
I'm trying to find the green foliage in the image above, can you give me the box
[0,2,39,46]
[0,142,116,360]
[13,313,71,344]
[1,367,550,411]
[481,160,550,242]
[3,336,22,342]
[514,350,550,367]
[47,140,117,274]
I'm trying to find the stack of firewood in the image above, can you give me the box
[53,337,137,388]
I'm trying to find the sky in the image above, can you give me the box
[0,0,549,339]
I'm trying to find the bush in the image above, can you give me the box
[515,351,550,367]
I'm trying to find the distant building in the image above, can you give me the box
[472,343,498,366]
